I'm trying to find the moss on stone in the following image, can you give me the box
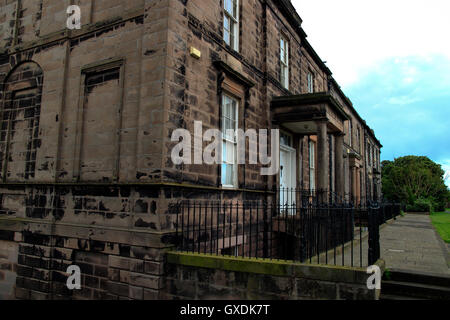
[166,252,379,285]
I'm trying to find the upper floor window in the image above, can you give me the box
[373,148,378,168]
[222,94,239,188]
[348,121,353,147]
[356,127,361,151]
[223,0,239,51]
[307,72,314,93]
[280,36,289,89]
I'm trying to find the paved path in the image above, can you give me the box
[323,214,450,275]
[380,214,449,275]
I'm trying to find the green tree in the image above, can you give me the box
[382,156,449,212]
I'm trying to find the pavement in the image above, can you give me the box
[326,213,450,275]
[379,214,449,275]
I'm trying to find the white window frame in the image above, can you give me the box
[223,0,239,52]
[280,36,289,89]
[307,72,314,93]
[221,94,239,189]
[309,140,316,191]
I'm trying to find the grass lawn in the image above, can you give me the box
[431,209,450,243]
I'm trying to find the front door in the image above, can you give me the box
[280,145,296,211]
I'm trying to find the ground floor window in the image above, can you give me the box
[221,94,238,188]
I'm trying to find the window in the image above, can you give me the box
[1,61,43,182]
[356,127,361,151]
[222,94,238,188]
[348,121,353,147]
[307,72,314,93]
[280,36,289,89]
[373,148,377,168]
[79,66,122,182]
[223,0,239,51]
[280,132,292,148]
[309,141,316,191]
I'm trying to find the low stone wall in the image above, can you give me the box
[163,252,384,300]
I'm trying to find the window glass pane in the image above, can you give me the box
[309,142,315,167]
[224,0,238,19]
[226,143,235,164]
[222,141,227,162]
[224,31,230,45]
[223,17,231,45]
[280,133,291,147]
[228,165,234,184]
[221,164,234,186]
[222,164,228,185]
[227,164,234,185]
[231,100,236,120]
[224,96,230,116]
[226,118,232,133]
[225,0,233,15]
[224,16,230,30]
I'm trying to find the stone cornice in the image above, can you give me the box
[2,9,144,56]
[213,60,256,88]
[271,92,350,121]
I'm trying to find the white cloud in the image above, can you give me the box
[387,96,421,105]
[291,0,450,86]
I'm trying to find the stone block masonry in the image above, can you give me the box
[163,252,384,300]
[0,0,383,300]
[0,183,176,300]
[0,214,166,300]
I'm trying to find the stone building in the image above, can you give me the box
[0,0,382,300]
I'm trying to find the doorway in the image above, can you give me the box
[280,142,296,211]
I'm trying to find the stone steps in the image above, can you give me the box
[381,269,450,300]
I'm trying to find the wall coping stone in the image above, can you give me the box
[167,251,385,285]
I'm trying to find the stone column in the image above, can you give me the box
[316,121,329,201]
[356,168,361,205]
[334,133,345,202]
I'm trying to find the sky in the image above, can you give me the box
[291,0,450,187]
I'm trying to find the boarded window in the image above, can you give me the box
[79,67,121,182]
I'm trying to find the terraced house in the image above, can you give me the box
[0,0,383,300]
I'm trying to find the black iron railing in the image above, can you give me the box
[174,200,402,267]
[277,188,344,207]
[276,188,388,209]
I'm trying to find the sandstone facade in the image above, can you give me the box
[0,0,382,300]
